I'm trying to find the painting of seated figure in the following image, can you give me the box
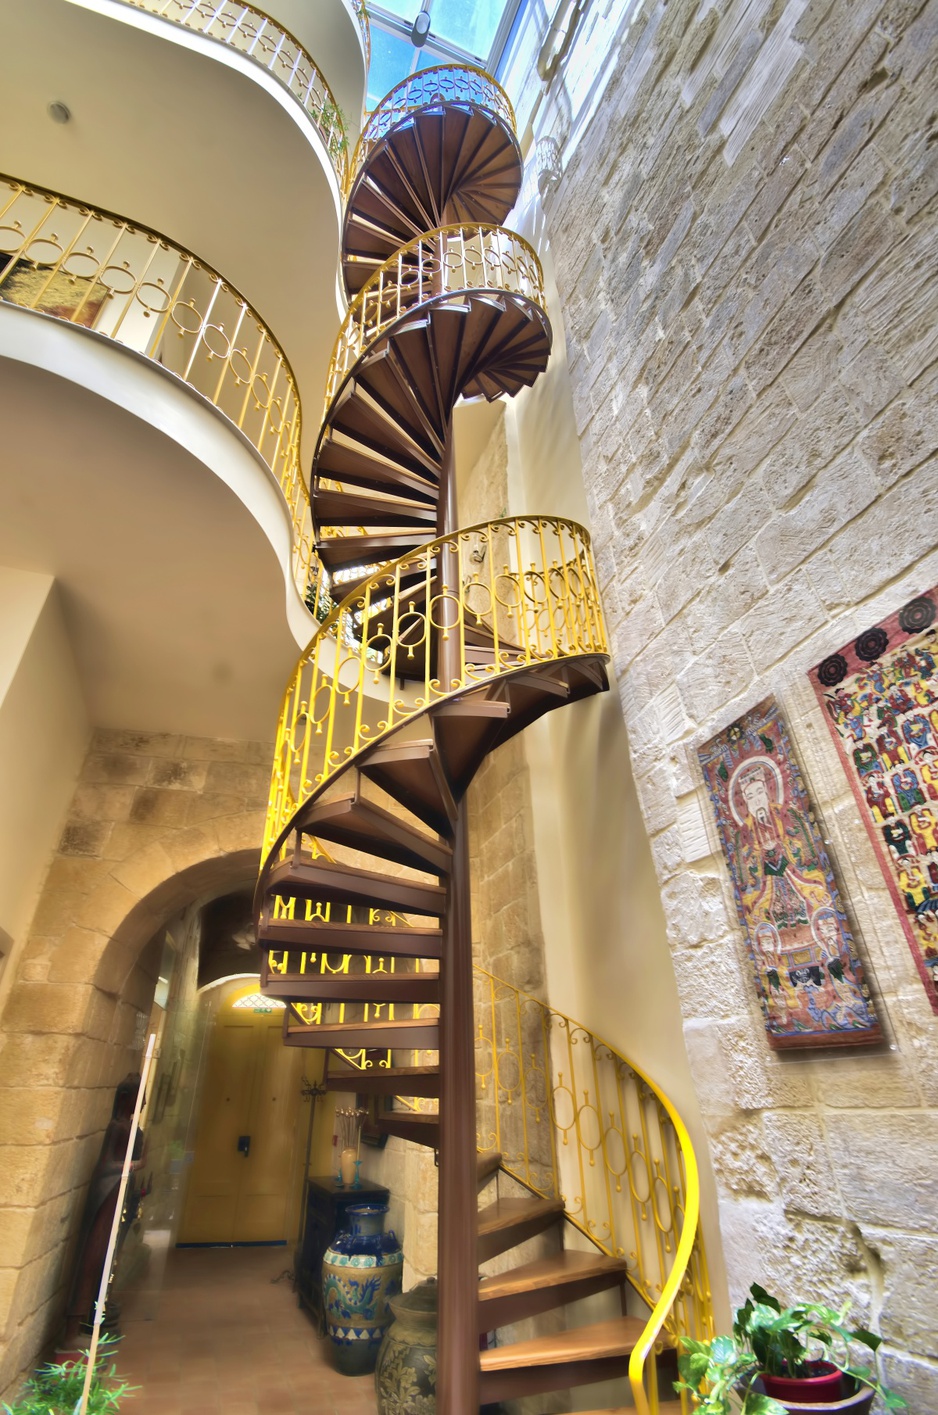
[698,696,882,1050]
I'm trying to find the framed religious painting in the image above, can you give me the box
[699,697,882,1049]
[809,589,938,1013]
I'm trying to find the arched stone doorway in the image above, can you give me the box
[0,735,269,1394]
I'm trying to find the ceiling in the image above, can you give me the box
[0,0,357,453]
[0,345,303,739]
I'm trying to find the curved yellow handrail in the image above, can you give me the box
[121,0,351,187]
[473,967,714,1413]
[325,223,546,408]
[263,514,607,861]
[351,62,515,176]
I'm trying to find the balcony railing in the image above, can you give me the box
[351,63,514,175]
[350,0,371,65]
[122,0,351,187]
[325,224,546,410]
[0,175,317,596]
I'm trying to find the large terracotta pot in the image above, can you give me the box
[375,1278,438,1415]
[322,1204,404,1377]
[747,1373,876,1414]
[763,1362,844,1404]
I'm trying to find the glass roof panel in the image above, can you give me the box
[430,0,506,57]
[366,25,418,109]
[373,0,419,21]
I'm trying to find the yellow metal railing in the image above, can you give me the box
[327,224,545,408]
[351,62,514,175]
[0,175,321,596]
[351,0,371,66]
[475,967,714,1415]
[122,0,351,186]
[263,515,607,861]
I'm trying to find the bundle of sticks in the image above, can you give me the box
[336,1105,368,1155]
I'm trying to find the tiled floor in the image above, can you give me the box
[116,1247,379,1415]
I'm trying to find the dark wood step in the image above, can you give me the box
[477,1150,502,1185]
[476,1196,564,1265]
[262,969,440,1005]
[257,917,443,960]
[376,1112,439,1148]
[282,1016,439,1050]
[313,488,438,530]
[316,428,440,501]
[267,855,446,918]
[323,1065,441,1098]
[360,737,457,835]
[430,693,512,791]
[343,106,522,295]
[478,1315,646,1403]
[302,788,452,876]
[315,531,433,577]
[478,1250,629,1332]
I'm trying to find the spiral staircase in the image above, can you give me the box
[253,65,661,1413]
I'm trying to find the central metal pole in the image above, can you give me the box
[435,428,480,1413]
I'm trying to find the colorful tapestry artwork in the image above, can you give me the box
[699,698,882,1050]
[810,589,938,1014]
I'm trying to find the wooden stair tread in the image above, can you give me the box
[476,1150,502,1184]
[283,1017,438,1049]
[478,1250,628,1303]
[477,1195,563,1237]
[377,1112,439,1147]
[303,789,452,876]
[257,917,443,959]
[479,1316,646,1372]
[263,971,440,1004]
[268,854,446,917]
[478,1249,629,1333]
[323,1065,440,1097]
[477,1196,564,1262]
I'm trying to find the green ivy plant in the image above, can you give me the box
[675,1283,908,1413]
[2,1343,136,1415]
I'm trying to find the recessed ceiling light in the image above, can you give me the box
[47,101,71,124]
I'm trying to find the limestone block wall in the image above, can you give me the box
[541,0,938,1402]
[0,728,270,1395]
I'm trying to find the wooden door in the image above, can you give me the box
[178,991,304,1244]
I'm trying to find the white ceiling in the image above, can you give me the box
[0,349,302,739]
[0,0,358,454]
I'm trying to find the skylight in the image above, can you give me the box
[366,0,526,109]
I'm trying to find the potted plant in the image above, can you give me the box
[675,1283,907,1413]
[2,1342,135,1415]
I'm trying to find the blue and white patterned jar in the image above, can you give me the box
[322,1204,404,1376]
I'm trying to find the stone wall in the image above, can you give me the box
[542,0,938,1402]
[0,728,270,1395]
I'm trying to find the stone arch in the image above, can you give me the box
[0,730,272,1393]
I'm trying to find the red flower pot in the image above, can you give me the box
[762,1362,845,1404]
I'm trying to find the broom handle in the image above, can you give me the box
[76,1033,156,1415]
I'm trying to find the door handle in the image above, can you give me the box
[237,1134,251,1157]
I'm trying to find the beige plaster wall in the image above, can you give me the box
[0,727,270,1395]
[539,0,938,1402]
[0,571,90,1000]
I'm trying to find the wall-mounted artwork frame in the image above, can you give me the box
[809,589,938,1014]
[699,697,882,1049]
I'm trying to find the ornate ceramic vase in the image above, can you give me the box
[375,1278,438,1415]
[322,1204,403,1377]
